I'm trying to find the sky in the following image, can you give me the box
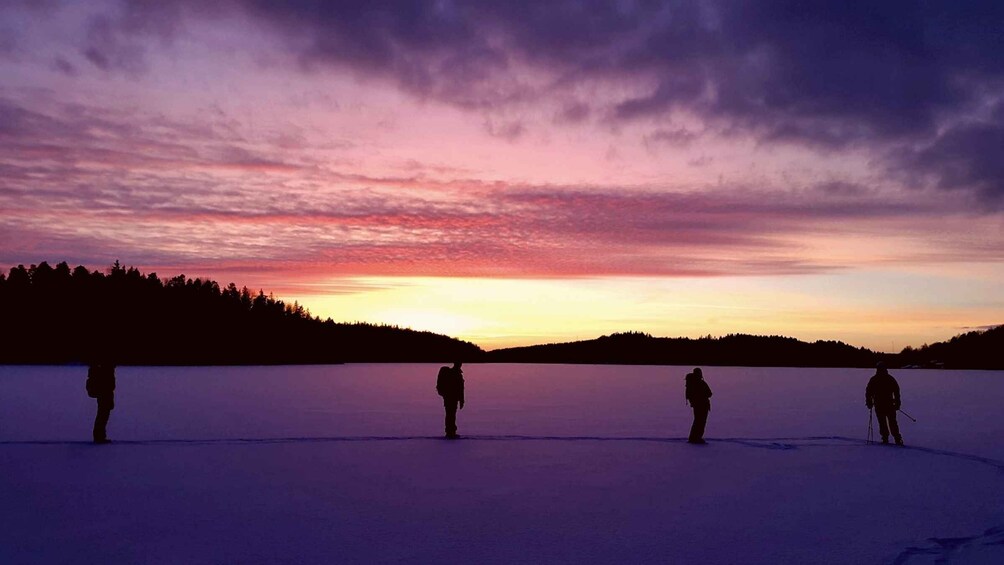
[1,0,1002,351]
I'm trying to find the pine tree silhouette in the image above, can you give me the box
[0,261,483,365]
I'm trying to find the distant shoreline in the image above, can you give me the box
[3,262,1001,370]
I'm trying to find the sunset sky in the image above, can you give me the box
[2,1,1002,351]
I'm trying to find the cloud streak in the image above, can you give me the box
[1,1,1003,290]
[29,0,1000,205]
[0,93,985,282]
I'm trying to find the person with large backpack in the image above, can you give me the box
[866,362,903,446]
[685,368,713,444]
[86,361,116,444]
[436,362,465,439]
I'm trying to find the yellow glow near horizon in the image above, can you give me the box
[283,267,1004,352]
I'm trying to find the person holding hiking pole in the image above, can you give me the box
[865,362,904,446]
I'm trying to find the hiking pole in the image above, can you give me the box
[898,409,917,422]
[867,407,874,443]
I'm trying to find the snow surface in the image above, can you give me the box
[1,364,1002,564]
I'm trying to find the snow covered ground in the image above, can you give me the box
[1,364,1002,564]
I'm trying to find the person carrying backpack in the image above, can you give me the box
[436,362,465,439]
[866,362,903,446]
[685,368,713,444]
[86,361,116,444]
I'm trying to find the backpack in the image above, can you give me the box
[436,366,450,397]
[685,378,711,406]
[86,376,99,398]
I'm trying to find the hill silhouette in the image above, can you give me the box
[484,328,1004,370]
[0,261,482,365]
[485,331,883,368]
[2,261,1000,369]
[897,325,1004,370]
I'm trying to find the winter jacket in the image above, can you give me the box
[685,375,712,410]
[865,372,900,410]
[86,364,116,399]
[436,366,465,403]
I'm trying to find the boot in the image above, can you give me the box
[895,437,904,446]
[881,437,889,444]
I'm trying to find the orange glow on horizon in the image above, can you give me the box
[282,269,1004,353]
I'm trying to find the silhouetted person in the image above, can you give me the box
[436,362,465,439]
[685,368,712,444]
[866,362,903,446]
[86,362,116,444]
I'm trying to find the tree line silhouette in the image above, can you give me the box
[0,261,483,365]
[483,331,883,368]
[484,329,1003,369]
[2,261,999,368]
[481,329,999,369]
[897,326,1004,370]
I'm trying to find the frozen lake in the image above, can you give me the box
[2,364,1003,564]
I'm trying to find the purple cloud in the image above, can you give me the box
[2,1,1004,285]
[5,1,1002,199]
[50,0,996,206]
[895,116,1004,208]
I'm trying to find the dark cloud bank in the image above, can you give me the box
[228,0,1004,206]
[5,1,1003,205]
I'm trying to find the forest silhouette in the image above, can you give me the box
[483,329,1003,370]
[484,331,881,368]
[484,330,1003,370]
[896,326,1004,370]
[0,261,482,365]
[1,261,1000,368]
